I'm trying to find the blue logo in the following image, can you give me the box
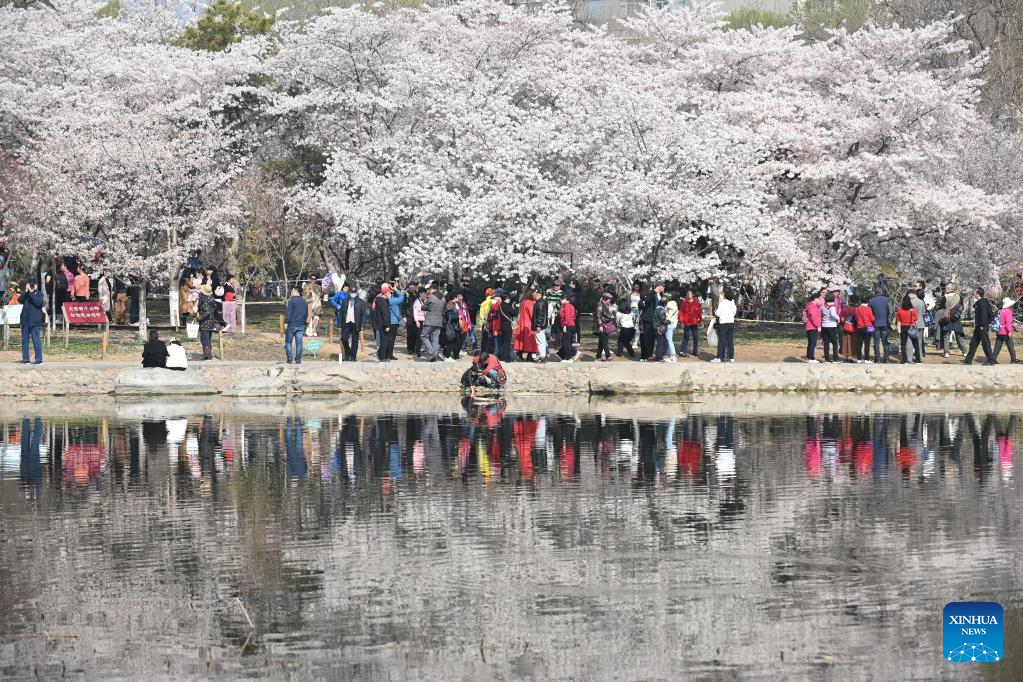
[943,602,1003,662]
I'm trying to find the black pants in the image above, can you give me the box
[559,326,576,359]
[499,330,513,361]
[377,326,396,361]
[855,329,872,361]
[407,321,420,354]
[806,330,818,360]
[993,335,1017,362]
[640,322,656,359]
[965,327,995,364]
[596,332,611,360]
[716,323,735,360]
[654,331,667,360]
[617,328,635,356]
[900,327,922,363]
[342,322,360,361]
[822,327,839,361]
[445,331,465,359]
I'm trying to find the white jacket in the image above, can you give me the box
[716,299,737,324]
[166,344,188,370]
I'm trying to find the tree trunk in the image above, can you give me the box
[138,280,148,341]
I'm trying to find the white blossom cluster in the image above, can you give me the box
[2,0,1019,288]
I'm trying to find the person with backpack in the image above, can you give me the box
[963,288,997,366]
[803,292,823,363]
[895,294,920,364]
[593,292,616,362]
[531,290,550,362]
[939,284,967,357]
[868,289,892,363]
[992,297,1020,364]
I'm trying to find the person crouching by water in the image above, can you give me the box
[460,352,507,397]
[167,337,188,371]
[142,329,168,368]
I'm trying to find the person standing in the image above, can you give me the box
[0,244,10,304]
[821,292,841,362]
[639,284,662,361]
[545,281,565,351]
[939,284,966,357]
[853,296,875,363]
[593,292,616,361]
[653,301,670,361]
[616,298,636,358]
[558,296,577,362]
[221,274,238,332]
[663,293,679,362]
[142,329,169,368]
[497,293,517,362]
[19,282,45,364]
[711,288,737,363]
[421,282,445,362]
[868,289,891,363]
[55,261,72,315]
[679,289,702,358]
[515,289,540,361]
[284,286,308,364]
[73,265,90,301]
[895,295,920,364]
[409,288,427,357]
[992,297,1020,364]
[303,275,323,337]
[803,292,823,363]
[532,289,550,362]
[963,288,997,366]
[909,289,927,358]
[386,283,405,360]
[338,289,366,361]
[97,271,113,321]
[196,284,219,361]
[374,285,395,362]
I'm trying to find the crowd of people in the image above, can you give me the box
[801,281,1021,366]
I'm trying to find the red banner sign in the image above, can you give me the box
[63,301,108,325]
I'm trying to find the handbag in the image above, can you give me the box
[842,318,855,334]
[186,321,199,339]
[601,320,617,334]
[866,325,875,334]
[908,325,919,339]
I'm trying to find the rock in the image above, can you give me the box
[114,368,216,396]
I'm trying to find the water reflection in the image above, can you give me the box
[0,403,1020,679]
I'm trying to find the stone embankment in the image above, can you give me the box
[1,360,1021,399]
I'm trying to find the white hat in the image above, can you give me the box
[1003,297,1016,309]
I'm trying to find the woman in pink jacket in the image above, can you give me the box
[993,297,1020,363]
[803,292,823,363]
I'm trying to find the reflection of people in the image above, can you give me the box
[285,417,307,481]
[20,417,43,490]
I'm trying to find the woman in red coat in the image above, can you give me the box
[514,291,539,360]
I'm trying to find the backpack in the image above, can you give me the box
[992,312,1002,333]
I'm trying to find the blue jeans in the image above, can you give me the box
[872,326,890,362]
[21,325,42,363]
[666,324,677,358]
[682,325,699,355]
[285,325,304,362]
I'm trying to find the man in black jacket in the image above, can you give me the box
[19,283,46,364]
[339,293,367,361]
[963,288,997,366]
[532,290,549,361]
[142,329,169,368]
[639,284,663,360]
[374,286,395,362]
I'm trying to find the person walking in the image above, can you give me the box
[679,289,701,358]
[375,285,396,362]
[284,286,308,364]
[663,293,679,362]
[558,295,577,362]
[593,292,616,361]
[712,288,737,363]
[196,283,219,361]
[338,289,367,361]
[421,282,445,362]
[895,295,920,364]
[616,298,636,358]
[868,289,891,363]
[19,282,45,364]
[303,275,323,337]
[909,289,927,358]
[963,288,997,366]
[992,297,1020,364]
[532,290,550,362]
[803,292,823,363]
[821,292,841,362]
[515,289,540,361]
[142,329,169,368]
[853,296,875,363]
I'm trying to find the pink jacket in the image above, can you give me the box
[804,300,822,331]
[997,307,1014,336]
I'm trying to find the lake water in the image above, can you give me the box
[1,398,1021,680]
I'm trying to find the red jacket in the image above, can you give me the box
[852,305,875,330]
[680,299,702,327]
[560,300,576,327]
